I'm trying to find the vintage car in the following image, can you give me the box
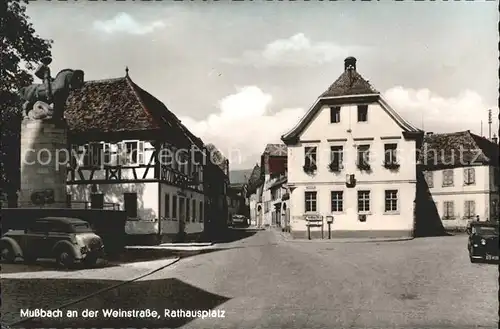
[467,221,499,263]
[0,216,104,268]
[231,214,249,228]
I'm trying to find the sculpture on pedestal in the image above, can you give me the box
[18,57,84,121]
[17,57,85,207]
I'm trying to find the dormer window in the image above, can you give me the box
[357,105,368,122]
[330,106,340,123]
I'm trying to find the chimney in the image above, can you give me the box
[492,134,498,144]
[344,56,357,71]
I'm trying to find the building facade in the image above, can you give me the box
[281,57,423,239]
[269,175,290,230]
[64,72,212,244]
[259,144,288,227]
[419,131,499,232]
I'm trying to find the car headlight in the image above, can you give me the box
[481,239,486,245]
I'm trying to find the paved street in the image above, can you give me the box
[3,229,498,328]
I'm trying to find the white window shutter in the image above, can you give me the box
[470,201,475,216]
[138,141,145,165]
[117,142,125,165]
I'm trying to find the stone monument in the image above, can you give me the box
[18,57,84,208]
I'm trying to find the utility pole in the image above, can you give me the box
[488,109,492,140]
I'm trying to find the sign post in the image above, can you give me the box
[326,215,333,239]
[304,214,323,240]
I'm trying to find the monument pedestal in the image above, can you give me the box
[19,118,68,208]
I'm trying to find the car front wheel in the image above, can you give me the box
[0,243,15,263]
[55,249,75,269]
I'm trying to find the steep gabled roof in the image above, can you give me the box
[205,143,228,173]
[65,75,197,148]
[419,131,499,168]
[320,63,379,98]
[264,144,287,157]
[281,57,421,144]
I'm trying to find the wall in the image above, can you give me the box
[288,103,417,185]
[67,181,158,235]
[289,182,415,237]
[425,165,494,229]
[159,183,205,236]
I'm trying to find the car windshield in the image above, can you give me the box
[72,223,93,233]
[475,226,498,235]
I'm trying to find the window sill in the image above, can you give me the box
[357,212,372,215]
[383,211,400,215]
[441,185,454,188]
[331,211,345,215]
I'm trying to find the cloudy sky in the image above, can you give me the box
[26,1,498,169]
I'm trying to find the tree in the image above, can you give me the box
[0,0,52,201]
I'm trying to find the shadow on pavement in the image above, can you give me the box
[8,278,230,328]
[207,228,258,244]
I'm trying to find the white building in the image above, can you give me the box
[65,72,207,244]
[281,57,423,239]
[420,131,499,231]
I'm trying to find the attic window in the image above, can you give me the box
[357,105,368,122]
[330,107,340,123]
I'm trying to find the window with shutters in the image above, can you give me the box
[463,168,475,185]
[331,191,343,212]
[330,106,341,123]
[305,191,317,212]
[186,198,191,222]
[119,141,143,165]
[384,143,399,167]
[172,195,178,220]
[103,143,111,165]
[442,170,454,187]
[199,201,204,222]
[443,201,454,220]
[464,200,475,218]
[357,145,370,169]
[164,193,170,219]
[89,142,103,167]
[81,144,91,167]
[304,147,317,170]
[330,146,343,171]
[424,171,434,188]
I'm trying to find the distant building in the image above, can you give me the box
[247,164,263,227]
[259,143,288,227]
[419,131,499,231]
[281,57,423,239]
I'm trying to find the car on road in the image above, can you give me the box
[467,221,499,263]
[0,216,104,268]
[231,214,249,228]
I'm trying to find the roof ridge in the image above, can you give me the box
[124,76,159,126]
[84,77,126,84]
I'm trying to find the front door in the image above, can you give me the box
[178,197,186,235]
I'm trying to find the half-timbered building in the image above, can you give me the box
[65,70,207,244]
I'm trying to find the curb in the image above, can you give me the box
[159,242,213,247]
[280,233,415,243]
[8,257,181,327]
